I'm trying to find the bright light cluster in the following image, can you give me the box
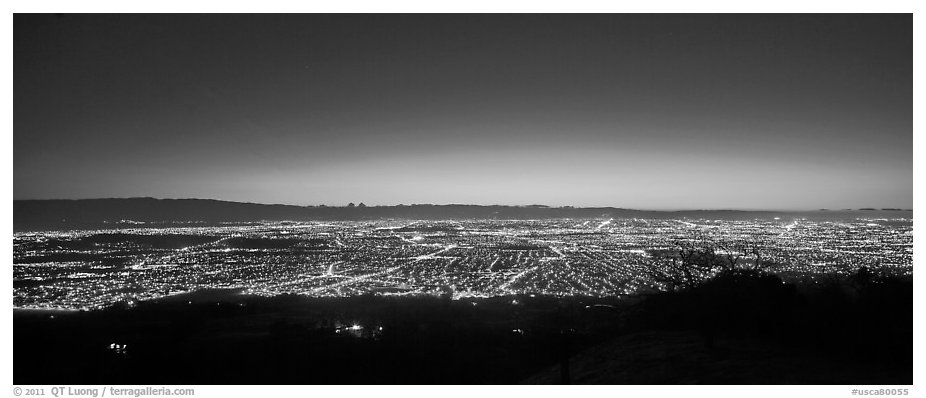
[13,217,913,310]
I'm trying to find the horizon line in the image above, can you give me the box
[12,196,914,213]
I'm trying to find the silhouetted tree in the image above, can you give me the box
[647,236,777,291]
[718,238,774,271]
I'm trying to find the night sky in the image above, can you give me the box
[14,14,912,210]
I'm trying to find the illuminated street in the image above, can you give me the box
[13,217,913,310]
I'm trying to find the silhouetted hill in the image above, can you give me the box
[524,270,913,384]
[14,198,299,231]
[13,198,912,232]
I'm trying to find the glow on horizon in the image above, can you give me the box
[14,15,911,211]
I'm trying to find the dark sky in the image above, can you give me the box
[14,14,912,209]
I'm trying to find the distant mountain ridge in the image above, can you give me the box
[13,197,912,232]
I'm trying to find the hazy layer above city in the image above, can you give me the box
[12,197,912,232]
[14,14,912,209]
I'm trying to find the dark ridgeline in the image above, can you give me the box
[12,197,912,231]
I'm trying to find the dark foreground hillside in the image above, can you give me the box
[527,270,912,384]
[14,271,911,385]
[16,292,615,384]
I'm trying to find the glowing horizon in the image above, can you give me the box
[15,15,912,210]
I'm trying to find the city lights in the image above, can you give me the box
[13,217,913,310]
